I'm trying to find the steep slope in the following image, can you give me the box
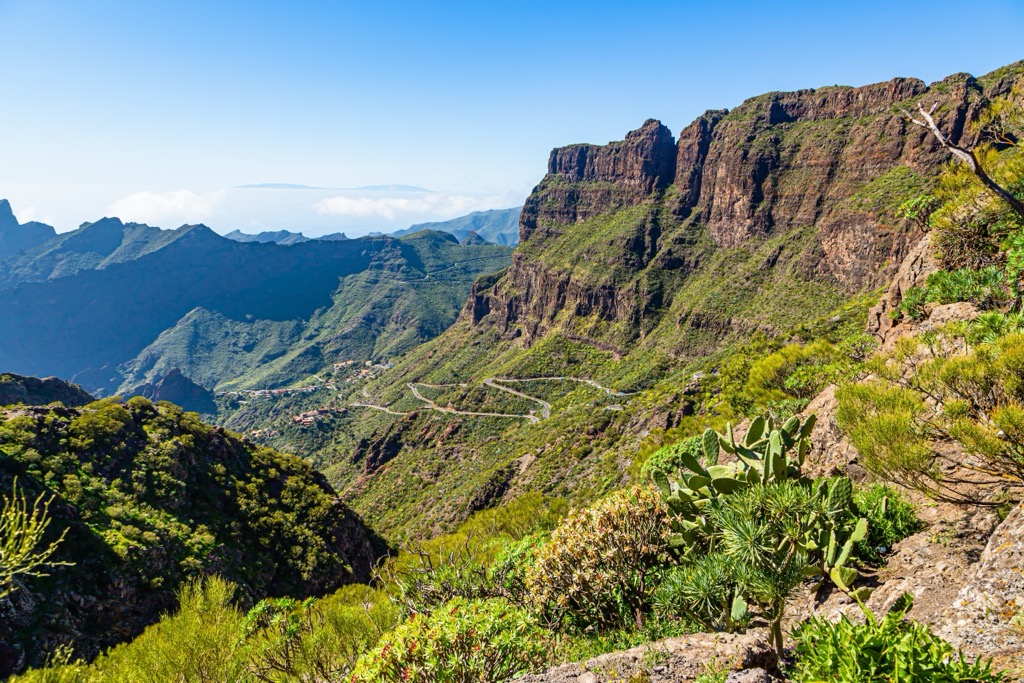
[244,63,1024,538]
[0,209,512,396]
[115,231,512,394]
[0,395,384,672]
[392,207,522,245]
[0,199,56,262]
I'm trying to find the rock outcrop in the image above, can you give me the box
[465,65,1024,353]
[865,232,941,343]
[132,368,216,414]
[519,119,676,245]
[940,501,1024,660]
[518,630,779,683]
[0,373,94,408]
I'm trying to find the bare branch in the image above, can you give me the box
[907,101,1024,220]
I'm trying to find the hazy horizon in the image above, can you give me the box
[2,0,1022,235]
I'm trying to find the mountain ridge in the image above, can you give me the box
[252,61,1024,538]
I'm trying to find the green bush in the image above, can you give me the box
[93,576,246,683]
[897,267,1012,322]
[640,436,703,480]
[348,597,547,683]
[524,486,670,631]
[791,593,1004,682]
[12,581,402,683]
[967,311,1024,345]
[745,340,847,405]
[896,286,929,321]
[241,584,400,682]
[835,381,936,489]
[839,331,1024,489]
[852,484,922,564]
[376,493,567,613]
[927,267,1011,309]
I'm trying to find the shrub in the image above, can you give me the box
[852,484,922,564]
[94,576,247,683]
[0,478,68,599]
[835,382,936,489]
[378,532,507,614]
[347,597,547,683]
[524,486,670,631]
[639,436,703,480]
[967,311,1024,345]
[745,340,847,405]
[790,593,1004,682]
[241,584,400,682]
[840,331,1024,489]
[926,267,1011,310]
[376,493,567,613]
[488,531,548,605]
[653,553,746,633]
[896,286,929,321]
[896,267,1012,322]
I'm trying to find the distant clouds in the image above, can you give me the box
[92,185,526,236]
[314,191,510,221]
[108,190,226,225]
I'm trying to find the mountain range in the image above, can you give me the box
[0,213,513,400]
[221,206,522,247]
[389,207,522,245]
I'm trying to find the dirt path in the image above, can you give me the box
[408,382,540,423]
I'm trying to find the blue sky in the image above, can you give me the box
[1,0,1022,236]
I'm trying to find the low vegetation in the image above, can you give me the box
[790,594,1004,683]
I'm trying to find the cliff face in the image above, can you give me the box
[677,76,976,286]
[519,119,676,245]
[467,65,1023,350]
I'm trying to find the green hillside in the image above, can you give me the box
[0,391,384,669]
[0,218,512,398]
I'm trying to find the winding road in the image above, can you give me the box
[407,382,540,422]
[483,378,551,419]
[349,375,632,424]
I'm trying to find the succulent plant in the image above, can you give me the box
[652,414,871,600]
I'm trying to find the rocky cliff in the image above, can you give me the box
[467,65,1023,354]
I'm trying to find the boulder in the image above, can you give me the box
[939,501,1024,659]
[516,630,778,683]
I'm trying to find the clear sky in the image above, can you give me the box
[1,0,1022,236]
